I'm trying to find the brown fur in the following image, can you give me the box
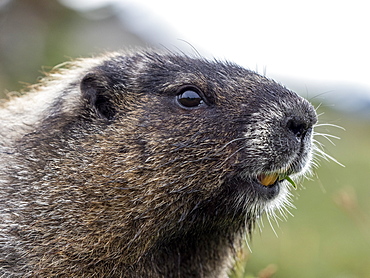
[0,50,317,277]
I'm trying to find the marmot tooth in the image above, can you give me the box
[258,173,279,186]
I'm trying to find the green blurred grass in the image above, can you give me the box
[232,107,370,278]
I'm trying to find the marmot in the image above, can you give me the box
[0,50,317,277]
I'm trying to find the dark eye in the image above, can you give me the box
[177,88,204,108]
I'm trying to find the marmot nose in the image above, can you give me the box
[285,115,315,139]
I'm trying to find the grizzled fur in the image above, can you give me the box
[0,50,317,277]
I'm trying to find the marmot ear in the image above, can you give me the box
[80,72,117,120]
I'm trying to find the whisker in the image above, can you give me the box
[312,108,345,171]
[310,159,320,170]
[271,211,283,225]
[314,147,345,167]
[243,232,253,253]
[220,145,248,165]
[312,138,326,148]
[314,132,340,146]
[314,132,341,140]
[314,102,323,111]
[316,112,325,118]
[315,123,346,130]
[266,212,278,237]
[219,137,247,150]
[256,216,264,233]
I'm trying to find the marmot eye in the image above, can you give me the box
[177,88,204,108]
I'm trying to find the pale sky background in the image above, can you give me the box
[61,0,370,110]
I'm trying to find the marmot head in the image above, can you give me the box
[69,51,317,234]
[18,51,317,266]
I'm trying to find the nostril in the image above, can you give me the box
[286,118,309,138]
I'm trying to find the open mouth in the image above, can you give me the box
[257,172,297,189]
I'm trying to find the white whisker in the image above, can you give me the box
[266,212,278,237]
[314,132,341,140]
[314,147,345,167]
[312,139,325,149]
[314,132,340,146]
[314,102,323,111]
[219,137,246,150]
[315,123,345,130]
[316,112,325,118]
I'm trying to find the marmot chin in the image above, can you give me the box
[0,50,317,277]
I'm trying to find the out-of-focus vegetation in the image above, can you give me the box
[0,0,144,96]
[1,1,369,277]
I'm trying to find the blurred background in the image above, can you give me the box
[0,0,369,277]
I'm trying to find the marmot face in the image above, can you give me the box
[78,52,317,229]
